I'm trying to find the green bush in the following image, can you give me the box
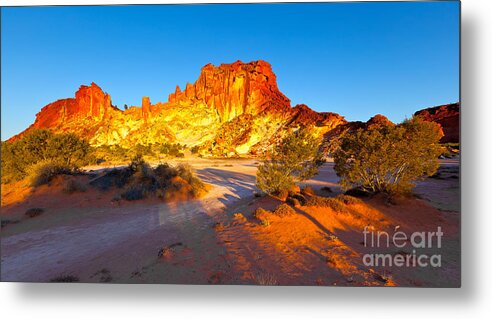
[157,142,184,158]
[333,117,443,195]
[92,144,130,163]
[256,129,322,195]
[27,160,73,187]
[1,129,91,184]
[116,156,206,201]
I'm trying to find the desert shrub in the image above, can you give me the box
[131,143,154,157]
[253,207,272,223]
[272,203,296,217]
[256,129,322,195]
[120,184,146,201]
[62,179,87,194]
[190,145,200,154]
[1,130,91,183]
[119,156,157,200]
[93,144,130,163]
[25,208,44,218]
[333,117,443,195]
[27,160,73,187]
[114,157,206,201]
[45,133,91,167]
[154,163,178,186]
[158,142,184,158]
[305,196,347,212]
[335,194,362,205]
[301,186,316,196]
[176,163,205,196]
[91,167,133,190]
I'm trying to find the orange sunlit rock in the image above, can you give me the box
[8,60,347,154]
[414,103,459,143]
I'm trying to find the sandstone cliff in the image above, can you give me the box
[9,60,459,156]
[10,61,346,156]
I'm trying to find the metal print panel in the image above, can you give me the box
[0,1,460,287]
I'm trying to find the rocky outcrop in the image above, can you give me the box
[366,114,394,129]
[9,60,458,156]
[10,83,120,142]
[167,60,291,123]
[289,104,346,128]
[10,60,347,155]
[141,96,151,121]
[414,103,460,143]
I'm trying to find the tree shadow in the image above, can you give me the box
[196,168,257,210]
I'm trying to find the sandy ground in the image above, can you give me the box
[0,158,460,286]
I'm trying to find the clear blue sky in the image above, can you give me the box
[1,2,459,140]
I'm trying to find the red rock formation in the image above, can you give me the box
[72,82,115,120]
[7,61,360,153]
[142,96,151,121]
[414,103,460,143]
[366,114,394,129]
[289,104,347,128]
[9,82,120,142]
[168,60,291,122]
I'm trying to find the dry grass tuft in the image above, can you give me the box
[272,203,296,217]
[335,194,363,205]
[305,196,347,213]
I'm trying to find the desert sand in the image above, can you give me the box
[0,158,460,286]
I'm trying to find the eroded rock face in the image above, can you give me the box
[168,60,291,122]
[414,103,460,143]
[10,83,121,142]
[17,60,456,156]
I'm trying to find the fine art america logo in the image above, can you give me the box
[362,226,443,268]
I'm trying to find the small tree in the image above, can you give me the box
[46,133,90,166]
[256,129,322,195]
[333,117,443,195]
[1,129,91,183]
